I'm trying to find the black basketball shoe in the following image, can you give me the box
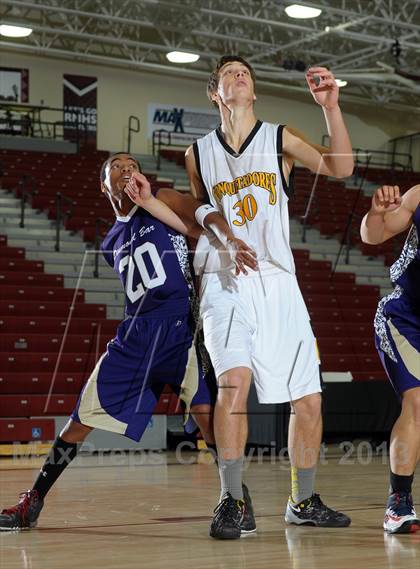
[241,484,256,534]
[285,493,351,527]
[210,493,245,539]
[0,490,44,531]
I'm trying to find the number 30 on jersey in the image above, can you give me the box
[232,194,258,227]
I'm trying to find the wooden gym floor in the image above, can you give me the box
[0,449,419,569]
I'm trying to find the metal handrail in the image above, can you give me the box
[301,169,323,244]
[152,129,171,170]
[127,115,140,154]
[15,175,38,228]
[389,131,419,173]
[1,117,89,150]
[0,102,80,114]
[55,193,75,252]
[353,147,412,172]
[0,102,90,150]
[321,135,412,172]
[93,217,112,278]
[152,128,200,170]
[329,154,372,278]
[301,143,411,243]
[51,119,89,152]
[389,131,420,143]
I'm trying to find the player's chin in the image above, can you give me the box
[113,187,126,201]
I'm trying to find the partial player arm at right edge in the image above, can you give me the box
[360,185,420,244]
[185,145,257,274]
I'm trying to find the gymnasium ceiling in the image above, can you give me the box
[1,0,420,112]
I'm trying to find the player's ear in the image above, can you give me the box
[211,92,221,107]
[101,182,109,195]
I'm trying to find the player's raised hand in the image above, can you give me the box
[226,237,258,275]
[306,67,339,110]
[371,185,402,214]
[124,172,152,205]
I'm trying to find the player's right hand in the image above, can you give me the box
[371,185,401,214]
[124,172,152,205]
[226,237,258,275]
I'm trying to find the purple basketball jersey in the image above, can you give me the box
[101,205,192,317]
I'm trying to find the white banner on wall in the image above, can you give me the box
[148,103,219,146]
[0,67,29,135]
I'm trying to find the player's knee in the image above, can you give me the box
[60,419,93,443]
[293,392,322,423]
[217,375,249,410]
[217,368,250,398]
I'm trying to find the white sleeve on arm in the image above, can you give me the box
[195,203,219,228]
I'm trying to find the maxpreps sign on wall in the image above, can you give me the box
[148,104,219,147]
[63,74,97,147]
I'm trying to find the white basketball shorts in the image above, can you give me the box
[199,264,321,404]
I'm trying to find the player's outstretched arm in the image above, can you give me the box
[155,188,205,240]
[124,172,195,237]
[185,146,257,274]
[360,184,420,244]
[283,67,353,179]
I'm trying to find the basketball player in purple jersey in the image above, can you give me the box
[361,183,420,534]
[188,56,354,538]
[0,152,222,531]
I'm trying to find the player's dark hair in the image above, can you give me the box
[100,152,142,183]
[207,55,256,108]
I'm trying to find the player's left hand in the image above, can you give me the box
[306,67,339,110]
[226,237,258,275]
[124,172,153,205]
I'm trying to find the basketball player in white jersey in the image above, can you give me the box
[187,55,354,539]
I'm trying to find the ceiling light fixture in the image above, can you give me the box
[285,4,322,19]
[0,24,33,38]
[335,79,348,87]
[166,51,200,63]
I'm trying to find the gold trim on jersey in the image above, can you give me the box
[389,319,420,380]
[78,355,128,435]
[179,346,200,424]
[212,171,277,205]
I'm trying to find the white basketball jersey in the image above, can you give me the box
[195,121,295,274]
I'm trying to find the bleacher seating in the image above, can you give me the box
[3,146,416,444]
[0,144,191,445]
[0,418,55,442]
[363,167,418,190]
[0,149,173,243]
